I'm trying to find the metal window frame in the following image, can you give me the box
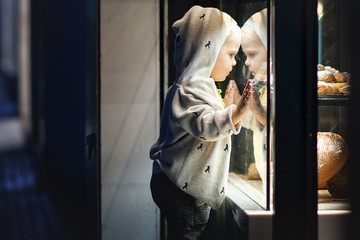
[273,0,318,239]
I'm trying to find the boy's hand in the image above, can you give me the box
[224,80,240,107]
[231,80,252,125]
[249,85,264,115]
[249,81,267,126]
[238,79,252,113]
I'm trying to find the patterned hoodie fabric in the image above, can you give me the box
[149,5,240,209]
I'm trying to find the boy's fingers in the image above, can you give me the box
[233,81,238,90]
[245,79,252,91]
[227,80,234,90]
[242,80,252,96]
[224,87,233,97]
[226,83,231,91]
[225,86,232,95]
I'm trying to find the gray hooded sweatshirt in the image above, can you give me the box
[149,5,240,209]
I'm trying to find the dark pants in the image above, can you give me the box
[150,172,211,240]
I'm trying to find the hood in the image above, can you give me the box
[243,8,267,49]
[172,5,238,83]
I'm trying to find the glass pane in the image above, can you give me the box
[317,0,350,210]
[218,1,271,209]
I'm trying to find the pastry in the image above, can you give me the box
[317,81,336,95]
[317,70,335,82]
[317,81,351,95]
[317,64,351,95]
[317,132,348,189]
[317,64,325,71]
[334,72,347,83]
[328,82,351,94]
[324,65,337,73]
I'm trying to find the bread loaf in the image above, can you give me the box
[327,162,350,198]
[317,132,348,189]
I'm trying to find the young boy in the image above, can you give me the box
[149,5,252,240]
[240,8,270,194]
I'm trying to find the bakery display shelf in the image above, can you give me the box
[235,174,264,193]
[318,189,350,210]
[318,94,349,106]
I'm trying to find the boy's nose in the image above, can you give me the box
[232,58,237,66]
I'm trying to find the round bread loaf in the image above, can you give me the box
[317,132,348,189]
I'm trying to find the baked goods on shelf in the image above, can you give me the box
[317,132,348,189]
[327,162,350,198]
[317,81,337,95]
[317,64,351,95]
[318,82,351,95]
[317,70,336,82]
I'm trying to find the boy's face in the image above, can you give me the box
[241,36,267,81]
[210,39,240,82]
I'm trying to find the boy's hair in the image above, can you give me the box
[240,25,261,44]
[225,25,242,44]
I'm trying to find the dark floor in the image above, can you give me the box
[0,148,71,240]
[0,73,71,239]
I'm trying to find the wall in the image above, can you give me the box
[100,0,160,239]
